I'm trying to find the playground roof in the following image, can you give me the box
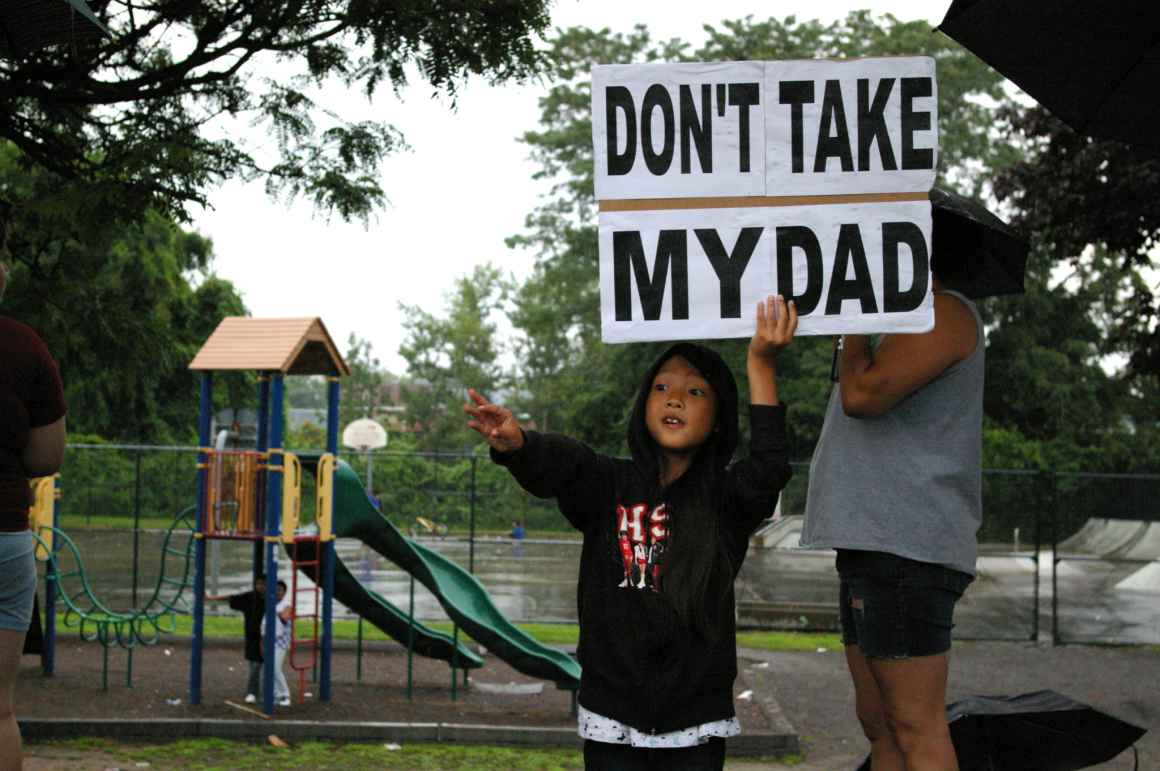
[188,317,351,376]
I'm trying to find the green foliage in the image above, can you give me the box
[60,442,198,526]
[2,145,253,442]
[3,1,552,225]
[993,107,1160,381]
[399,264,512,451]
[339,334,394,431]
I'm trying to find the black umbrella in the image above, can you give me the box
[936,0,1160,150]
[0,0,111,59]
[856,689,1147,771]
[930,187,1028,300]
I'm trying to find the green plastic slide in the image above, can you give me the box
[332,460,581,690]
[283,537,483,669]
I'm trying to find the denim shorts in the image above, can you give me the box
[0,530,36,632]
[836,549,973,659]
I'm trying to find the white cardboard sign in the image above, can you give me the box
[592,57,938,342]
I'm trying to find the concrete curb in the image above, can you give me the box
[20,718,798,756]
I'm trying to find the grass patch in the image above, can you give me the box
[45,738,585,770]
[58,514,180,531]
[57,610,838,652]
[736,630,843,652]
[59,612,582,647]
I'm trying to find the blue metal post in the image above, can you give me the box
[189,373,213,705]
[320,377,340,702]
[43,475,60,676]
[254,375,271,575]
[262,374,285,715]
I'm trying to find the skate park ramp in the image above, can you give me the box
[751,514,801,549]
[1058,517,1160,592]
[1057,518,1154,557]
[331,461,581,689]
[1110,522,1160,561]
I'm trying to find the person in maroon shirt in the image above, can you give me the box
[0,246,67,771]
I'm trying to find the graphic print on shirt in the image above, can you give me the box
[615,502,668,591]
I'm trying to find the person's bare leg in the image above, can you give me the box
[0,628,27,771]
[845,644,905,770]
[868,653,958,771]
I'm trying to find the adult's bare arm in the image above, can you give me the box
[22,416,66,477]
[838,293,976,418]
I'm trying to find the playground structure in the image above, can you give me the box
[18,315,581,716]
[188,316,348,715]
[28,476,199,689]
[187,316,580,716]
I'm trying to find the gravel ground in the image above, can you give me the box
[16,637,1160,770]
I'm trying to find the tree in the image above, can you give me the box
[1,152,251,441]
[2,0,552,225]
[338,333,393,430]
[506,14,1021,458]
[992,107,1160,384]
[398,263,509,450]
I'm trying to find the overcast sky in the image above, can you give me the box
[190,1,947,375]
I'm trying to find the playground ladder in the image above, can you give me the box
[287,533,322,704]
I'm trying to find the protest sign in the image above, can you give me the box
[592,57,938,342]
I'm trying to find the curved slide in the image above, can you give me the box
[331,460,581,689]
[284,538,484,669]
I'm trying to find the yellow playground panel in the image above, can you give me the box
[29,476,57,561]
[202,450,266,535]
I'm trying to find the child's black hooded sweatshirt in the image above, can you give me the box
[491,343,792,734]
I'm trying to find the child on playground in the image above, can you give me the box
[204,574,266,703]
[260,579,292,707]
[465,295,797,770]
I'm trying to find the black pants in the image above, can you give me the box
[583,738,726,770]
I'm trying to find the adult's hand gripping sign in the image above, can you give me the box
[592,57,938,342]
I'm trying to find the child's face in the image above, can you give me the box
[645,355,716,457]
[276,584,286,601]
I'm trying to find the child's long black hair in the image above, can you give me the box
[626,342,739,640]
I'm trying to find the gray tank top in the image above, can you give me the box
[800,290,984,575]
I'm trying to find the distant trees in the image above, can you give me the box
[399,264,511,451]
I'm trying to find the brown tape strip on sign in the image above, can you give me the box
[598,191,929,212]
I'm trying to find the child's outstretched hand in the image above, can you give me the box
[464,388,525,453]
[749,294,798,362]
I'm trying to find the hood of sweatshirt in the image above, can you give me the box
[627,342,739,486]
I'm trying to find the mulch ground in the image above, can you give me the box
[13,637,773,731]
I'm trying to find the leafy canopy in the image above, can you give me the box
[2,0,552,223]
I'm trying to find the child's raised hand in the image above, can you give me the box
[464,388,525,453]
[749,294,798,362]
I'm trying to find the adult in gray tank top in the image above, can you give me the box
[801,270,984,771]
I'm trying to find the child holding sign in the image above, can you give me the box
[465,296,796,770]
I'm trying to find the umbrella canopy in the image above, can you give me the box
[937,0,1160,150]
[857,689,1146,771]
[0,0,111,58]
[930,187,1028,299]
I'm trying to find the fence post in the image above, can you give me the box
[469,455,477,574]
[1046,471,1060,645]
[131,449,142,607]
[1031,473,1043,643]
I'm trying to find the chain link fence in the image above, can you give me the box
[52,444,1160,644]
